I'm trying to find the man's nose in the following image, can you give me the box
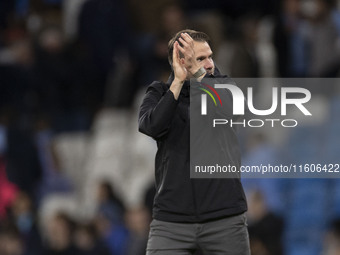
[204,58,214,69]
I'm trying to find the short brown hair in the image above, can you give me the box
[168,29,210,66]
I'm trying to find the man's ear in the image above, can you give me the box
[180,58,185,65]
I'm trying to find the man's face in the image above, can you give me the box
[193,41,214,76]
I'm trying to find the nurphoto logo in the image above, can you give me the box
[199,84,312,128]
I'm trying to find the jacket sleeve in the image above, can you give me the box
[138,82,179,139]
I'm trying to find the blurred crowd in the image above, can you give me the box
[1,0,340,254]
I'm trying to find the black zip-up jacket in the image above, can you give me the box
[138,69,247,223]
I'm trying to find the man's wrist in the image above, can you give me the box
[189,66,201,75]
[170,78,185,100]
[192,67,206,78]
[173,77,185,85]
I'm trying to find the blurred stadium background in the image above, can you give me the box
[0,0,340,254]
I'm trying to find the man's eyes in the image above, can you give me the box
[197,56,213,62]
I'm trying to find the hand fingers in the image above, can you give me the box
[178,37,190,48]
[173,42,182,64]
[176,41,186,55]
[177,40,194,65]
[178,33,194,50]
[172,42,187,77]
[173,41,179,61]
[181,33,194,47]
[177,33,195,59]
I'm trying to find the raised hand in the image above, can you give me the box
[172,40,188,83]
[176,33,201,76]
[170,33,205,100]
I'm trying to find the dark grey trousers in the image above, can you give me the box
[146,213,250,255]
